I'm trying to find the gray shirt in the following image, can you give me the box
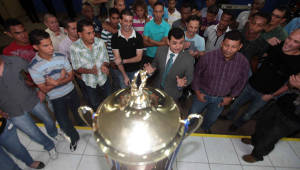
[172,19,187,31]
[204,24,231,51]
[0,55,39,117]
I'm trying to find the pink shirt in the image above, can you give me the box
[132,15,152,35]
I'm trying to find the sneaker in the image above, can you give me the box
[70,141,78,152]
[54,133,65,142]
[48,148,58,159]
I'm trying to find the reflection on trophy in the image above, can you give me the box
[78,70,203,170]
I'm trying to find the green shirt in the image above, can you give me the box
[261,26,288,41]
[70,38,109,88]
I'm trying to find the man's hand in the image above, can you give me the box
[124,75,130,86]
[91,65,98,75]
[267,37,281,46]
[0,109,9,119]
[262,94,273,102]
[219,97,233,107]
[45,76,59,86]
[144,63,156,74]
[37,90,46,102]
[184,41,191,49]
[176,76,187,87]
[195,91,206,103]
[289,74,300,89]
[59,69,67,79]
[101,63,109,75]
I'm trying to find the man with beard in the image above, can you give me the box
[111,9,143,89]
[188,30,249,133]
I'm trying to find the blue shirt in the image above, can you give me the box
[147,5,168,20]
[184,32,205,52]
[144,19,170,58]
[29,53,74,100]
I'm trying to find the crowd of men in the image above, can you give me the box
[0,0,300,169]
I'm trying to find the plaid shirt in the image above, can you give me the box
[70,37,109,88]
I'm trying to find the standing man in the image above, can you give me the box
[201,0,223,22]
[148,0,168,21]
[44,14,67,52]
[143,2,170,63]
[189,30,249,133]
[28,29,81,151]
[204,11,233,51]
[112,9,144,88]
[167,0,181,26]
[81,2,103,38]
[70,19,110,111]
[144,28,194,101]
[223,29,300,131]
[171,2,192,31]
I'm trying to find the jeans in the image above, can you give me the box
[226,83,267,127]
[51,89,80,143]
[109,68,121,93]
[189,92,224,130]
[10,102,56,151]
[117,70,137,89]
[0,121,34,169]
[83,79,111,111]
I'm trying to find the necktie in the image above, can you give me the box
[161,53,175,88]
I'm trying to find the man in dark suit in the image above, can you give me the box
[144,27,194,101]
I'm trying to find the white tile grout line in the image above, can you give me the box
[287,141,300,160]
[202,136,212,170]
[230,138,243,166]
[76,134,90,170]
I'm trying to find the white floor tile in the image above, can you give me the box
[177,162,210,170]
[55,131,91,154]
[203,137,240,164]
[84,135,105,156]
[231,138,273,166]
[268,141,300,168]
[17,130,32,148]
[44,153,82,170]
[77,155,111,170]
[288,141,300,159]
[210,163,242,170]
[242,165,275,170]
[275,168,300,170]
[177,136,208,163]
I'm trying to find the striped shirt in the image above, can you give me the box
[132,15,152,36]
[28,53,74,100]
[192,48,249,97]
[101,29,114,61]
[70,38,109,88]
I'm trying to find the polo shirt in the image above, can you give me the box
[111,29,143,72]
[204,24,231,51]
[101,29,114,61]
[143,19,170,58]
[184,32,205,52]
[0,55,39,117]
[28,53,74,100]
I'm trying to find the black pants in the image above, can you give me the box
[251,103,300,160]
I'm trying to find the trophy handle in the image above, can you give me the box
[182,114,203,138]
[78,106,97,127]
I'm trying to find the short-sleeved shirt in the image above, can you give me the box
[70,38,109,88]
[45,27,67,52]
[58,36,73,61]
[143,19,170,58]
[204,24,231,51]
[101,29,114,61]
[111,29,143,72]
[168,9,181,26]
[236,11,250,30]
[261,26,288,41]
[184,32,205,52]
[28,53,74,100]
[148,5,168,20]
[132,15,153,36]
[0,55,39,117]
[3,41,35,62]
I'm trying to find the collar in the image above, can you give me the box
[167,48,179,57]
[118,29,136,39]
[213,24,231,32]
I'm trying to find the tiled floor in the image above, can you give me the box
[12,127,300,170]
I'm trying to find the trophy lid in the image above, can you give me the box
[92,70,185,165]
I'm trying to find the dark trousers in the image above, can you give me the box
[251,103,300,160]
[51,89,80,143]
[83,80,111,111]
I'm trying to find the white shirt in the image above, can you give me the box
[168,9,181,26]
[236,11,250,30]
[45,27,67,52]
[165,48,179,65]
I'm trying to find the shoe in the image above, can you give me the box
[229,124,238,132]
[70,140,78,152]
[30,161,45,169]
[218,115,229,120]
[54,133,65,142]
[242,154,260,163]
[48,148,58,159]
[241,138,252,145]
